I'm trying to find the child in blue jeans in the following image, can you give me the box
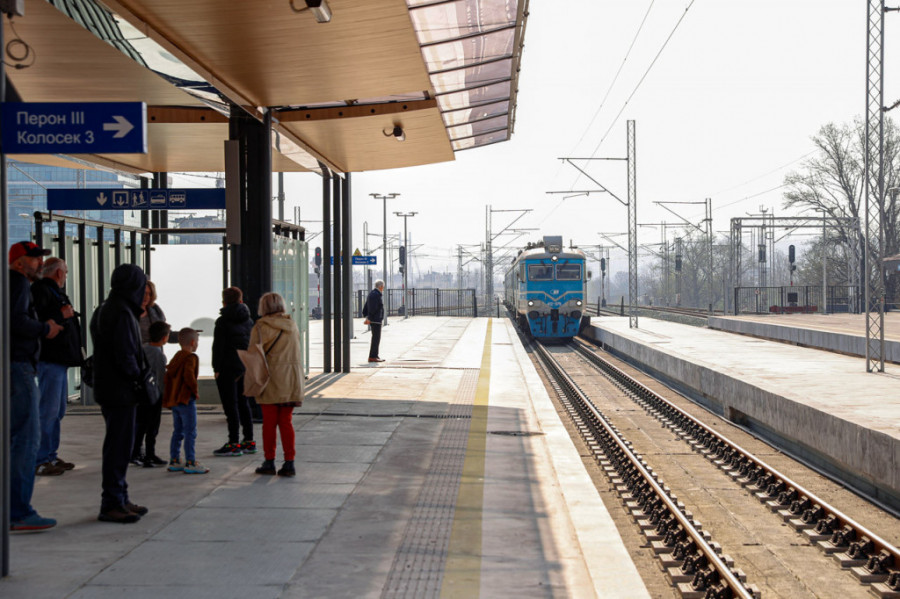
[164,328,209,474]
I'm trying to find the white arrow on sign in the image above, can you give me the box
[96,192,108,206]
[103,115,134,139]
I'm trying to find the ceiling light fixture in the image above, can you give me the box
[383,125,406,142]
[290,0,332,23]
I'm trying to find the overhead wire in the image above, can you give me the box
[567,0,656,156]
[587,0,697,159]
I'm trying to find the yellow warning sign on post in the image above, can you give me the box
[353,248,362,256]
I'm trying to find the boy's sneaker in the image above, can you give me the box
[52,457,75,471]
[240,440,257,454]
[167,458,184,472]
[10,513,56,532]
[183,460,209,474]
[213,442,243,457]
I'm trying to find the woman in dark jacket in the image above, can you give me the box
[211,287,255,456]
[90,263,150,524]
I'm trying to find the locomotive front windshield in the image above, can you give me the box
[528,264,553,281]
[555,263,582,280]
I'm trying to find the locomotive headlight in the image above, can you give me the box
[527,300,534,306]
[551,255,558,261]
[576,300,583,306]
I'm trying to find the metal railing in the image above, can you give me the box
[355,288,478,318]
[733,285,860,315]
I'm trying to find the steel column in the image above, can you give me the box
[332,174,342,372]
[865,0,886,371]
[341,173,352,373]
[627,120,638,328]
[321,167,332,373]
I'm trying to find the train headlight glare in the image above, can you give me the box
[576,300,583,306]
[551,255,558,261]
[527,300,534,306]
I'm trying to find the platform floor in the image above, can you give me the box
[585,315,900,507]
[2,317,648,599]
[716,311,900,340]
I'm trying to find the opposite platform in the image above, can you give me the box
[583,315,900,510]
[709,312,900,363]
[2,317,648,599]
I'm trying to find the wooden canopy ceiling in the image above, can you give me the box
[5,0,457,174]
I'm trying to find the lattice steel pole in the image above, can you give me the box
[865,0,886,372]
[627,120,638,328]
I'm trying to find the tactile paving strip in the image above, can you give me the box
[380,369,479,598]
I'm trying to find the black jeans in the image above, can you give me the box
[216,372,254,444]
[133,399,162,458]
[369,322,382,359]
[101,404,136,511]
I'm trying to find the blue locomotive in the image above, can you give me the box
[503,235,589,340]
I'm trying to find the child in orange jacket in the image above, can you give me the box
[164,328,208,474]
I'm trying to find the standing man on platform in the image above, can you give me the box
[32,257,82,476]
[91,263,151,524]
[8,241,62,532]
[363,280,385,363]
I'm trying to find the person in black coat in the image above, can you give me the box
[363,280,385,362]
[211,286,256,456]
[32,257,83,475]
[90,263,150,524]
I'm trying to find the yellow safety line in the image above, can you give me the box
[440,319,492,599]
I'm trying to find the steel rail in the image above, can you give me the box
[532,341,756,599]
[572,338,900,594]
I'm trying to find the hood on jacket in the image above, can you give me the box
[220,302,252,322]
[258,313,296,332]
[110,264,147,310]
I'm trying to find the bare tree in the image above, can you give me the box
[783,118,900,296]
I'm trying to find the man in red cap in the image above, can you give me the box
[8,241,63,531]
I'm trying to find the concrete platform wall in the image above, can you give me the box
[709,316,900,363]
[582,325,900,509]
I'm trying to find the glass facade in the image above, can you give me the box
[6,159,141,243]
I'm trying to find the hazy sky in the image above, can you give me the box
[215,1,898,278]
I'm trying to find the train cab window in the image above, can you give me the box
[528,263,553,281]
[556,263,582,280]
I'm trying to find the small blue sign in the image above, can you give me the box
[329,256,378,266]
[2,102,147,154]
[47,188,226,211]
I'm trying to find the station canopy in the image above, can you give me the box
[5,0,528,175]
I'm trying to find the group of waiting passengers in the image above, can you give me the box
[8,240,303,530]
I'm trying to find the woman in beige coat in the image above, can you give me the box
[251,292,303,476]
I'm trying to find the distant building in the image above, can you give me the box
[170,213,225,245]
[6,159,140,241]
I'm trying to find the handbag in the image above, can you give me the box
[238,329,283,398]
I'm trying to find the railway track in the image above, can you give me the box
[527,334,900,598]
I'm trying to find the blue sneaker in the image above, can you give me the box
[167,458,184,472]
[183,460,209,474]
[10,513,57,532]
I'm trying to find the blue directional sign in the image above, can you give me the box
[47,188,226,211]
[329,256,378,266]
[2,102,147,154]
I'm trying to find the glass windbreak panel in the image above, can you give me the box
[528,263,553,281]
[151,244,224,377]
[430,58,512,94]
[448,115,508,141]
[556,263,582,281]
[410,0,517,45]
